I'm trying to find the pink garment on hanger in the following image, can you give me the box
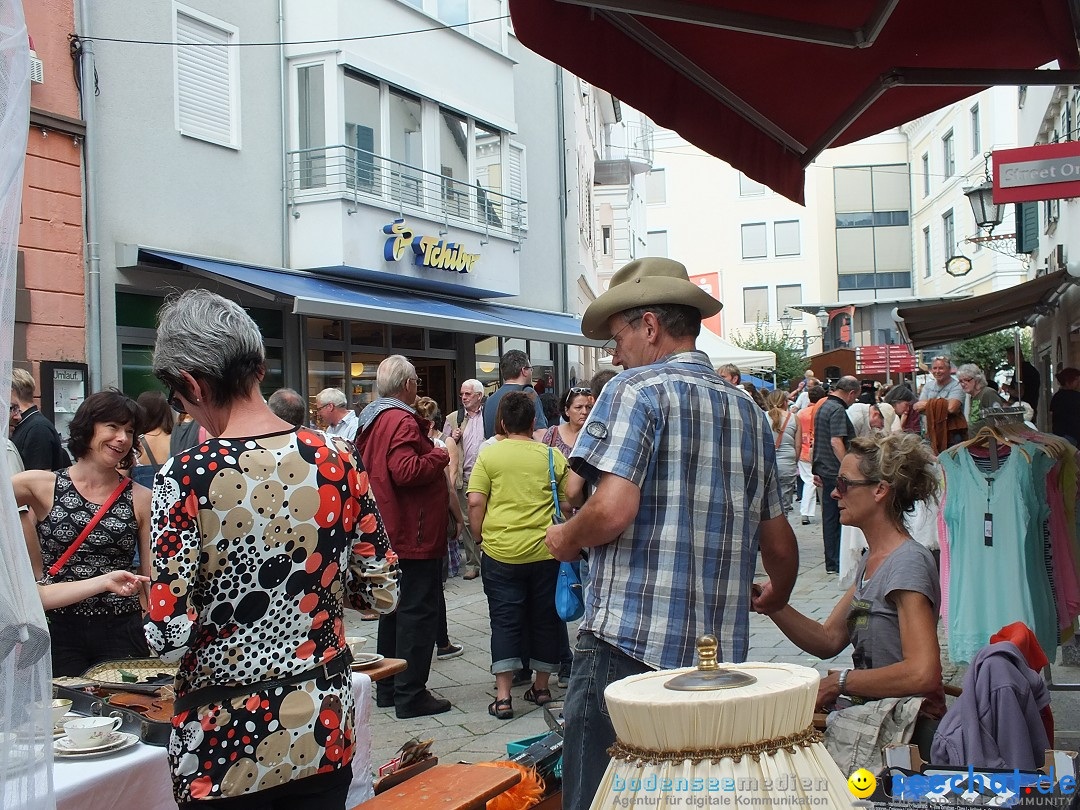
[1046,463,1080,628]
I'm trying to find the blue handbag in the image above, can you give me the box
[550,448,584,622]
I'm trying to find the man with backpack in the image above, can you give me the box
[444,378,485,580]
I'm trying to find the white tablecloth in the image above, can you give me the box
[55,673,373,810]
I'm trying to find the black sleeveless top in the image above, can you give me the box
[38,469,140,617]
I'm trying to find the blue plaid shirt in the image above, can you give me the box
[570,350,783,669]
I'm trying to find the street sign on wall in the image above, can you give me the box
[856,345,916,374]
[993,141,1080,204]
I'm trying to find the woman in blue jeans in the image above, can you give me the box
[467,392,574,719]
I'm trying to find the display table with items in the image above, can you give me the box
[52,671,376,810]
[589,637,857,809]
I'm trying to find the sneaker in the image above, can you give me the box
[557,669,571,689]
[801,516,811,525]
[396,692,452,719]
[437,643,464,660]
[512,668,533,687]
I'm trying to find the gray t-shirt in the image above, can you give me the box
[919,376,963,403]
[847,540,945,717]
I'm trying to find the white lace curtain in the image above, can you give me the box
[0,2,55,808]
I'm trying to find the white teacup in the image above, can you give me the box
[50,699,73,726]
[345,636,367,657]
[63,716,122,748]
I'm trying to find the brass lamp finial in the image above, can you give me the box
[664,634,757,691]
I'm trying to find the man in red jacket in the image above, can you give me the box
[355,355,453,718]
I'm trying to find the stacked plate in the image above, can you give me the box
[351,652,385,669]
[54,731,139,759]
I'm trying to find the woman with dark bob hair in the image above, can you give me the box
[756,432,945,759]
[144,289,399,809]
[13,389,153,675]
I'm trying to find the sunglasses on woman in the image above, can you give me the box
[167,387,187,415]
[834,475,879,495]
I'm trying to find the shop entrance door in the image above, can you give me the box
[414,359,454,422]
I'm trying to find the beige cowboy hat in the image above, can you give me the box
[581,258,723,340]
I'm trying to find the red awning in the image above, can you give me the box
[508,1,1080,203]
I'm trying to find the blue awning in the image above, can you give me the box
[138,249,600,346]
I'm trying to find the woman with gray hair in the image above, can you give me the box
[956,363,1002,437]
[145,290,399,808]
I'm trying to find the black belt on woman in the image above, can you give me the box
[173,650,353,714]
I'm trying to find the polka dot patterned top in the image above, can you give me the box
[143,428,399,803]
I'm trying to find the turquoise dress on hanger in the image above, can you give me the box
[941,441,1056,664]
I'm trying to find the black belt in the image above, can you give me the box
[173,650,353,714]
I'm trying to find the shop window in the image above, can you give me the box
[475,335,498,356]
[306,317,344,341]
[116,292,162,330]
[350,320,386,347]
[502,337,526,353]
[307,349,345,400]
[121,344,160,400]
[262,347,284,401]
[248,307,283,341]
[349,353,383,411]
[428,330,456,351]
[530,341,552,363]
[390,325,424,350]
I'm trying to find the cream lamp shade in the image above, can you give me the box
[590,662,857,809]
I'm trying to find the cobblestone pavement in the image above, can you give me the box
[345,514,1080,771]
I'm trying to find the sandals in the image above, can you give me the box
[523,686,553,707]
[488,697,513,719]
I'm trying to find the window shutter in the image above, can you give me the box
[1015,202,1039,253]
[508,142,527,231]
[176,12,234,144]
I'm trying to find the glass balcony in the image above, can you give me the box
[287,144,527,237]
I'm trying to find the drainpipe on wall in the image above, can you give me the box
[77,0,100,390]
[278,0,289,267]
[555,66,571,388]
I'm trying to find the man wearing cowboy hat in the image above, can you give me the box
[545,257,799,810]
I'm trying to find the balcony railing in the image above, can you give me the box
[287,145,527,238]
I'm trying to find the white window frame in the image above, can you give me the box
[741,222,767,260]
[970,104,981,155]
[773,220,800,257]
[942,130,955,178]
[173,3,241,149]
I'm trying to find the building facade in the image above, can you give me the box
[21,0,87,438]
[81,0,593,421]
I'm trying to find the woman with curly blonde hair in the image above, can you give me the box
[755,432,944,758]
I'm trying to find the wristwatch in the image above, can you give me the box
[838,668,851,695]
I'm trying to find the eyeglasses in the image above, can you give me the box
[8,404,19,414]
[834,475,880,495]
[602,317,642,356]
[167,387,187,415]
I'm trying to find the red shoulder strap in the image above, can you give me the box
[48,477,132,578]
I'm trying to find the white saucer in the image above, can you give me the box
[351,653,384,669]
[55,731,138,757]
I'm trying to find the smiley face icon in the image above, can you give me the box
[847,768,877,798]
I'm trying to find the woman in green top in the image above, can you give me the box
[467,392,574,719]
[957,363,1003,437]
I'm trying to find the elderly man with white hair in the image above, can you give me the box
[444,378,485,579]
[356,355,453,718]
[315,387,358,441]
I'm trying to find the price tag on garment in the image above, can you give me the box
[984,512,994,546]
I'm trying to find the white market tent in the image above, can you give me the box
[696,328,776,370]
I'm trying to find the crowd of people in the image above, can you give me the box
[8,258,1080,808]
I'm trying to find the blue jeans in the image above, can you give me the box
[562,632,651,810]
[481,555,561,674]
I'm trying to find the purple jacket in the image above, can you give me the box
[931,641,1049,770]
